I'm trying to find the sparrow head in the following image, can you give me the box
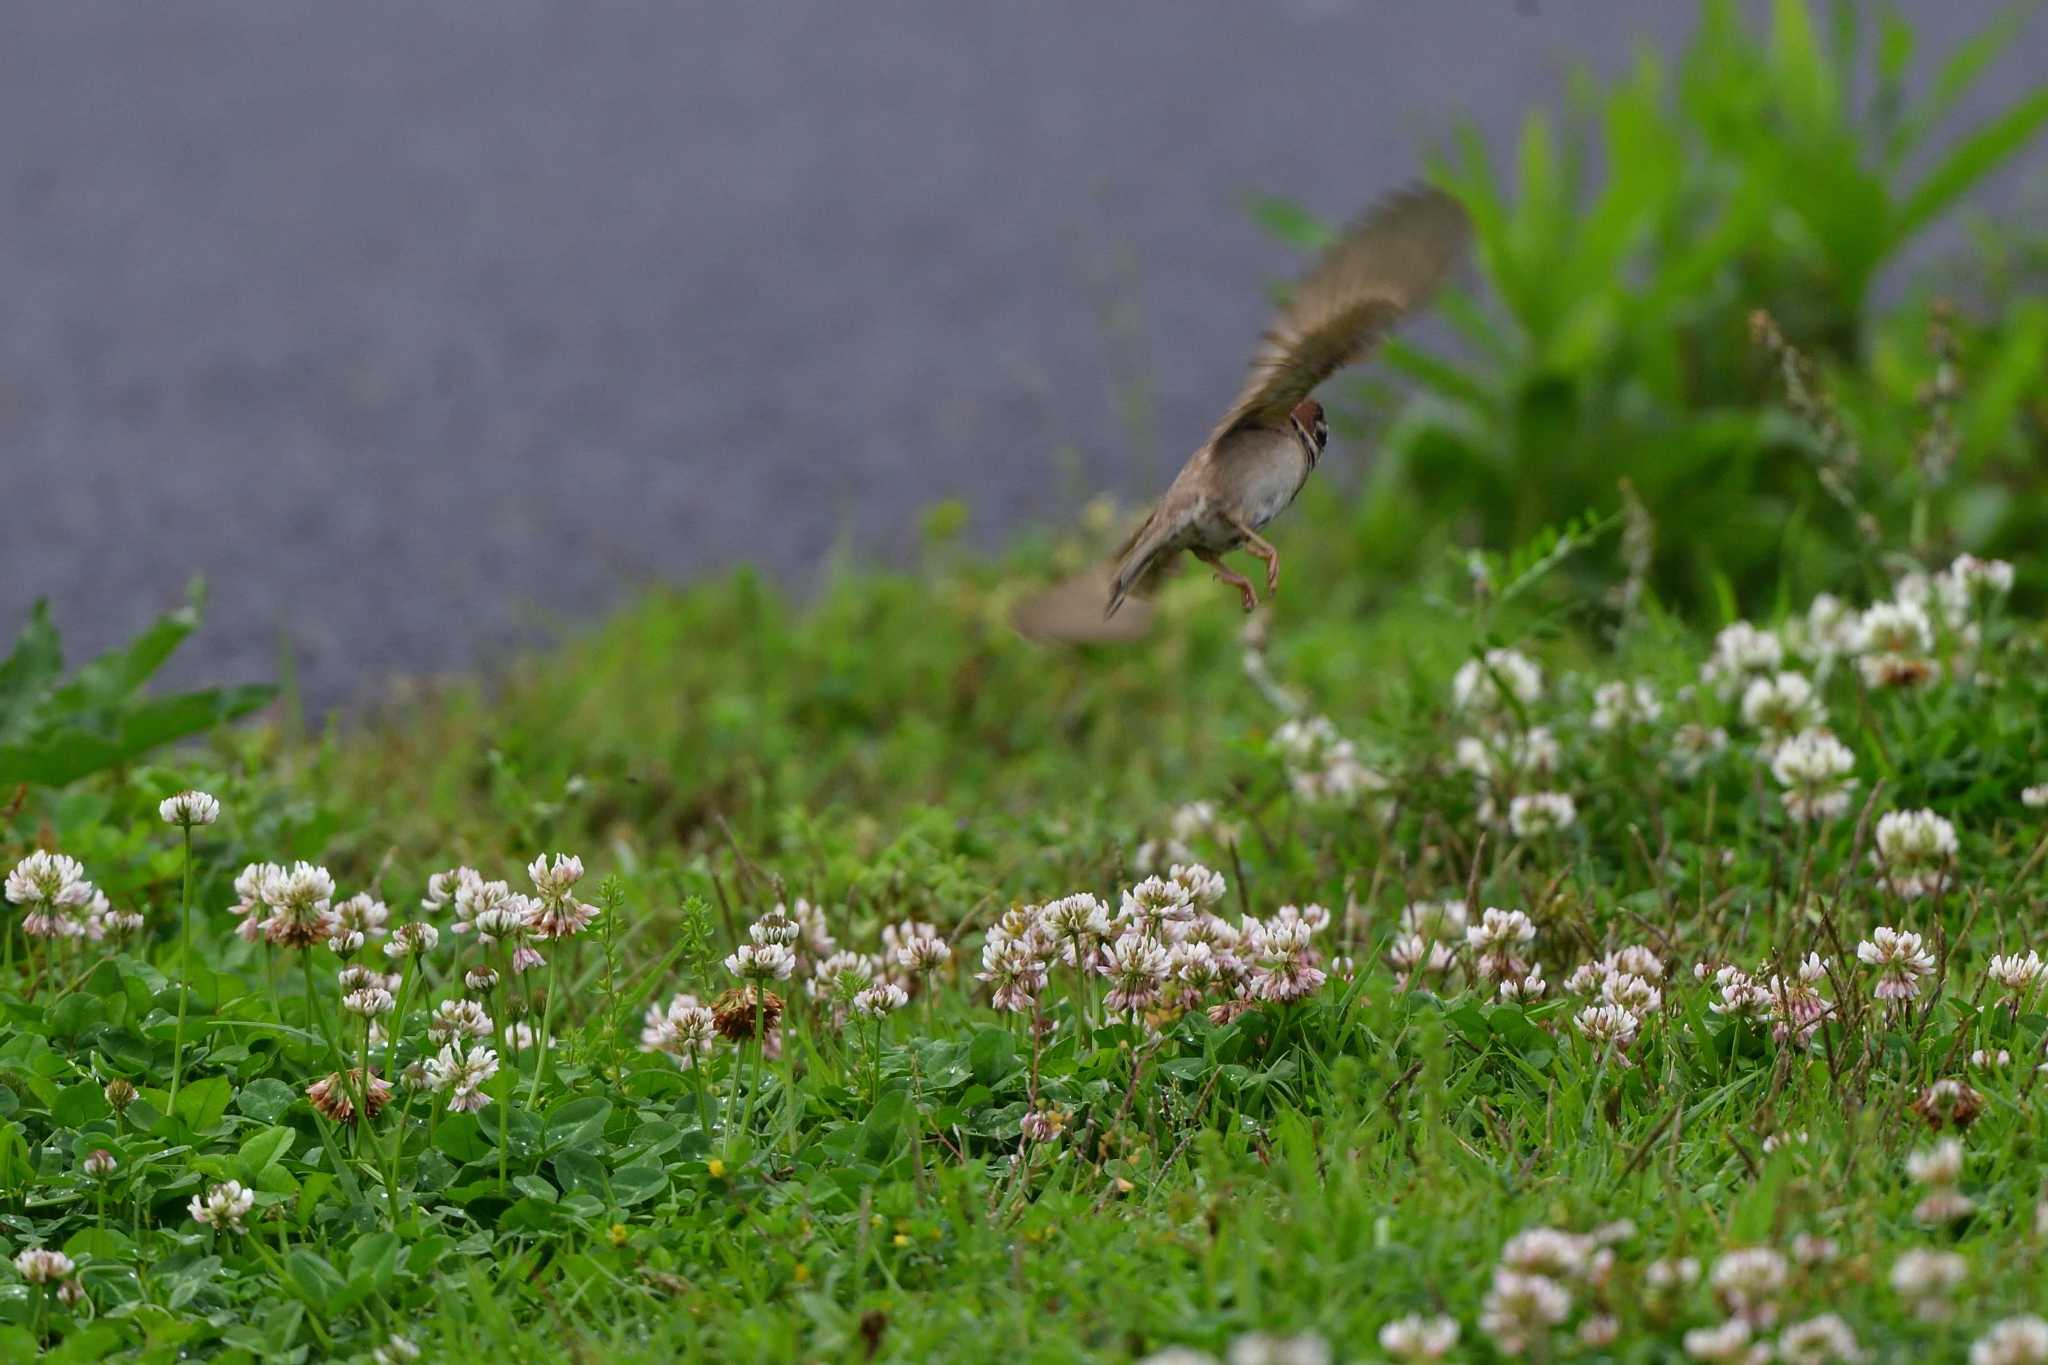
[1290,399,1328,467]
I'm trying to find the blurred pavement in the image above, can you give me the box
[2,2,2039,709]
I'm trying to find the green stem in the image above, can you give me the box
[524,947,562,1108]
[168,825,194,1112]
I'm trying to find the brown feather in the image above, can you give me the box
[1012,560,1158,643]
[1205,183,1469,447]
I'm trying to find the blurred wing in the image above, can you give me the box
[1207,184,1470,445]
[1011,561,1157,644]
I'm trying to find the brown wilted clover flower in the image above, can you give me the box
[307,1069,393,1125]
[104,1078,138,1113]
[1911,1079,1983,1131]
[713,986,783,1041]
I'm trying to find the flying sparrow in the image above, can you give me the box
[1024,184,1469,635]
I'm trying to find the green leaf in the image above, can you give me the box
[283,1247,347,1305]
[0,604,63,738]
[611,1162,668,1207]
[512,1173,558,1202]
[173,1075,234,1133]
[967,1027,1018,1088]
[860,1089,908,1162]
[234,1078,298,1124]
[544,1096,612,1151]
[1894,85,2048,246]
[236,1124,296,1175]
[346,1231,403,1296]
[50,1082,112,1128]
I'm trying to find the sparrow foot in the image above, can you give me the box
[1196,550,1260,612]
[1226,518,1280,595]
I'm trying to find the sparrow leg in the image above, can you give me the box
[1227,517,1281,593]
[1193,549,1259,612]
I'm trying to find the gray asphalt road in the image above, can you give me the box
[3,2,2040,712]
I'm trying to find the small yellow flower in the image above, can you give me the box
[607,1223,629,1247]
[793,1265,811,1284]
[891,1233,909,1247]
[707,1159,726,1179]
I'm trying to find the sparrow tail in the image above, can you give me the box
[1105,515,1174,619]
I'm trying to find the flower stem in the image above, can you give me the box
[168,825,194,1112]
[523,947,562,1108]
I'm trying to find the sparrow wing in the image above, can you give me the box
[1206,184,1469,446]
[1011,558,1158,643]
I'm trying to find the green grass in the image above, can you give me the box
[2,480,2046,1360]
[2,3,2045,1351]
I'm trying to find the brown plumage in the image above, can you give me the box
[1016,183,1470,640]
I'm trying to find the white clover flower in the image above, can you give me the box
[1224,1334,1331,1365]
[1856,926,1935,1001]
[1590,679,1660,732]
[1708,965,1772,1019]
[1122,876,1195,935]
[341,987,396,1018]
[1987,951,2046,996]
[1740,671,1825,745]
[895,934,952,974]
[189,1180,256,1233]
[1508,791,1577,838]
[1452,648,1544,714]
[1702,621,1784,694]
[1711,1246,1789,1323]
[262,861,339,949]
[384,921,440,959]
[726,942,797,982]
[425,1043,500,1112]
[1804,593,1860,660]
[159,789,220,827]
[851,983,909,1018]
[1791,1234,1838,1266]
[1499,1227,1593,1282]
[1971,1317,2048,1365]
[372,1337,423,1365]
[1890,1248,1966,1321]
[976,937,1047,1013]
[526,852,585,897]
[1683,1317,1755,1362]
[1466,907,1536,952]
[1937,554,2015,615]
[1400,900,1469,939]
[333,893,391,942]
[1906,1137,1965,1188]
[1601,972,1662,1014]
[1377,1314,1460,1362]
[1575,1003,1639,1053]
[1872,809,1959,899]
[1645,1256,1700,1291]
[1100,931,1172,1013]
[1668,722,1730,780]
[1497,966,1547,1003]
[1039,893,1112,964]
[640,994,717,1069]
[1776,1314,1861,1365]
[1166,863,1227,909]
[1478,1268,1571,1356]
[1771,729,1857,822]
[2023,784,2048,810]
[427,998,494,1044]
[12,1248,75,1284]
[1854,601,1938,689]
[6,850,94,939]
[1456,727,1560,784]
[749,908,801,947]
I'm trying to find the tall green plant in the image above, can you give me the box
[1288,0,2048,611]
[0,582,275,789]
